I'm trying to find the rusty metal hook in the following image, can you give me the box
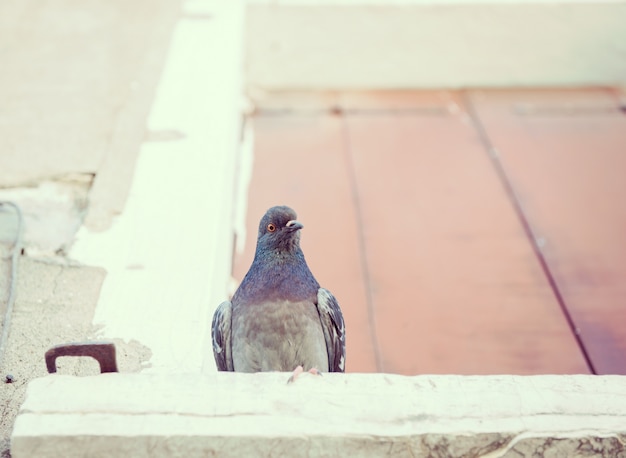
[45,341,118,374]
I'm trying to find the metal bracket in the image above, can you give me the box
[45,341,118,374]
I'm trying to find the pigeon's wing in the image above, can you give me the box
[316,288,346,372]
[211,300,234,371]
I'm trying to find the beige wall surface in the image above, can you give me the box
[246,1,626,89]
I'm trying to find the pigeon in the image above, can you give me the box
[211,205,346,377]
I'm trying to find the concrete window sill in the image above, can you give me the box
[12,373,626,457]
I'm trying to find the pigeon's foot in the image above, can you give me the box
[287,365,322,384]
[287,365,303,383]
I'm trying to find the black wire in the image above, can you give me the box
[0,201,23,372]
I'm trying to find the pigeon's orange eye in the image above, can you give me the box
[267,223,276,232]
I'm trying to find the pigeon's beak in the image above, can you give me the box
[285,220,303,232]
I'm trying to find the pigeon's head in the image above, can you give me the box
[257,205,303,253]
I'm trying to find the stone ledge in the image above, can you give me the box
[11,373,626,457]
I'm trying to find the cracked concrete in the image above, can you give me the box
[0,176,92,257]
[0,258,105,456]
